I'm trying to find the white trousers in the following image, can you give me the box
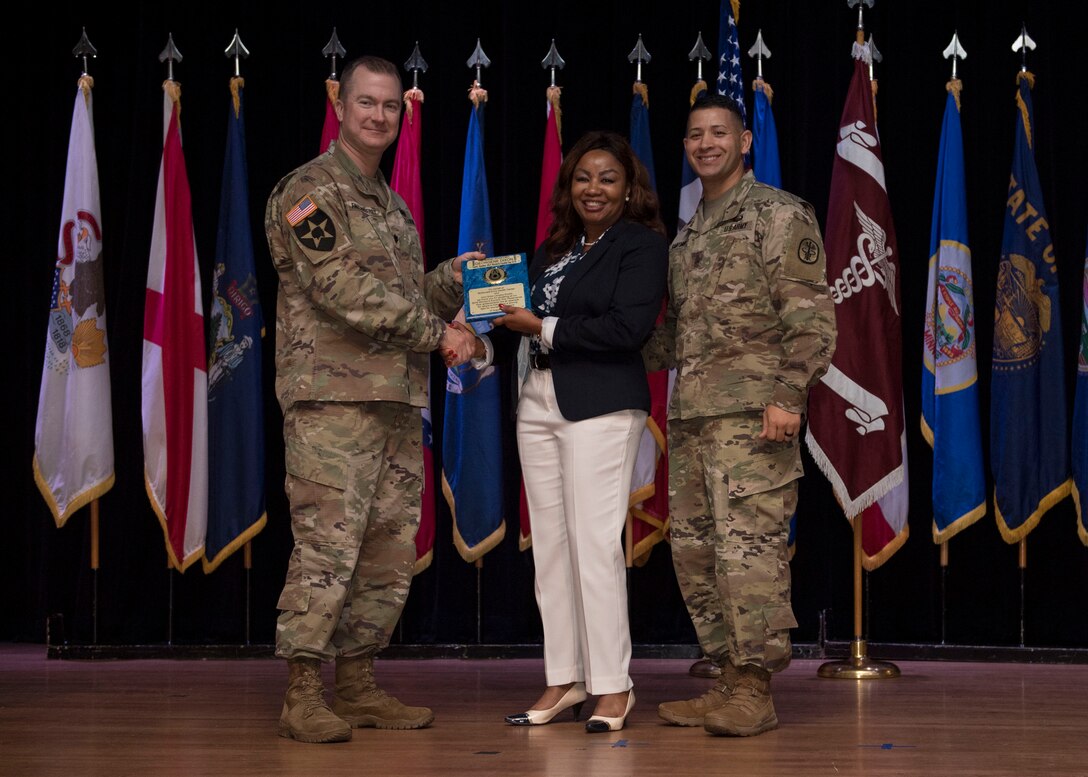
[516,368,646,695]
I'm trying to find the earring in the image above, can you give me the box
[625,194,630,202]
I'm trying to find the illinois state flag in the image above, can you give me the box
[204,78,266,573]
[390,86,437,573]
[805,44,907,567]
[34,77,114,526]
[442,92,505,562]
[991,71,1070,543]
[921,84,986,542]
[1073,236,1088,546]
[143,83,208,572]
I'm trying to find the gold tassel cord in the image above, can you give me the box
[689,79,707,107]
[325,78,340,105]
[163,79,182,118]
[946,78,962,112]
[229,76,244,119]
[731,0,741,24]
[546,84,563,139]
[633,80,649,108]
[871,78,878,124]
[753,77,774,104]
[77,74,94,107]
[403,87,424,123]
[1015,70,1035,149]
[468,80,488,108]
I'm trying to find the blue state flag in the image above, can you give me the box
[1073,234,1088,546]
[204,80,266,572]
[921,86,986,543]
[991,73,1071,543]
[677,80,707,230]
[629,85,656,192]
[442,98,505,562]
[751,83,781,188]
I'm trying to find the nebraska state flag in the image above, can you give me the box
[143,83,208,571]
[34,77,114,526]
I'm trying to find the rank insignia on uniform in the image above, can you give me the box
[286,195,318,226]
[798,237,821,264]
[293,211,337,253]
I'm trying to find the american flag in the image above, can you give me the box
[717,0,747,125]
[286,195,317,226]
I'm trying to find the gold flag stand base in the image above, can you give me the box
[818,638,900,679]
[817,519,901,680]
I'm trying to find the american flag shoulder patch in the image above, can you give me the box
[286,195,318,226]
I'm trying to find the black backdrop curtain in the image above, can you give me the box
[7,0,1086,648]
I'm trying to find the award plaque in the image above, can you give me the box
[463,253,530,322]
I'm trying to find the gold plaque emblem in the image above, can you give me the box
[484,267,507,285]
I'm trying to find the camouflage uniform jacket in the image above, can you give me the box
[645,171,836,420]
[265,143,462,412]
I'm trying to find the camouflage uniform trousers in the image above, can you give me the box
[668,410,801,673]
[275,400,422,662]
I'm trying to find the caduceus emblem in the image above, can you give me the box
[853,202,898,314]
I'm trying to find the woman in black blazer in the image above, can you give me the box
[468,131,666,732]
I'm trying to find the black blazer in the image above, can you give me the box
[489,220,668,422]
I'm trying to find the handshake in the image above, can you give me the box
[440,320,482,368]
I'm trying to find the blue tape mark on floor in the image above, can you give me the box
[857,743,918,750]
[611,739,629,748]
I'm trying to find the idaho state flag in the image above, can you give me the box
[34,77,115,526]
[390,86,437,573]
[805,44,907,568]
[991,71,1070,543]
[204,78,266,573]
[442,90,505,562]
[921,83,986,542]
[143,83,208,572]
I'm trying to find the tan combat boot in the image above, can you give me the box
[658,662,740,726]
[703,665,778,736]
[331,655,434,730]
[278,658,352,743]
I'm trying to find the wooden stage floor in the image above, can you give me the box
[1,643,1085,776]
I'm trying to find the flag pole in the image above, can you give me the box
[818,516,900,678]
[73,28,102,644]
[818,1,899,680]
[936,29,967,646]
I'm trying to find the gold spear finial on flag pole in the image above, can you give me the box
[73,28,96,102]
[943,31,967,111]
[466,38,490,107]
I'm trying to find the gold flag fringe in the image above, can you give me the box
[229,76,244,118]
[753,77,774,104]
[946,78,962,112]
[689,79,707,106]
[403,87,424,123]
[633,80,649,108]
[1015,70,1035,149]
[77,74,94,107]
[546,84,563,140]
[731,0,741,24]
[469,80,488,107]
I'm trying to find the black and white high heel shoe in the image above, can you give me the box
[505,683,587,726]
[585,689,635,733]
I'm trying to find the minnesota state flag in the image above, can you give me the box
[921,82,986,542]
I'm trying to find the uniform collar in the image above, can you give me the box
[691,170,755,234]
[330,141,391,209]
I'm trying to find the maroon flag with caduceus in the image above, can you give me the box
[804,42,907,568]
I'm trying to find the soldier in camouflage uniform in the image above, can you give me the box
[645,95,836,737]
[265,55,479,743]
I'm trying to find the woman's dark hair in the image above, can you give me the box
[542,130,665,261]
